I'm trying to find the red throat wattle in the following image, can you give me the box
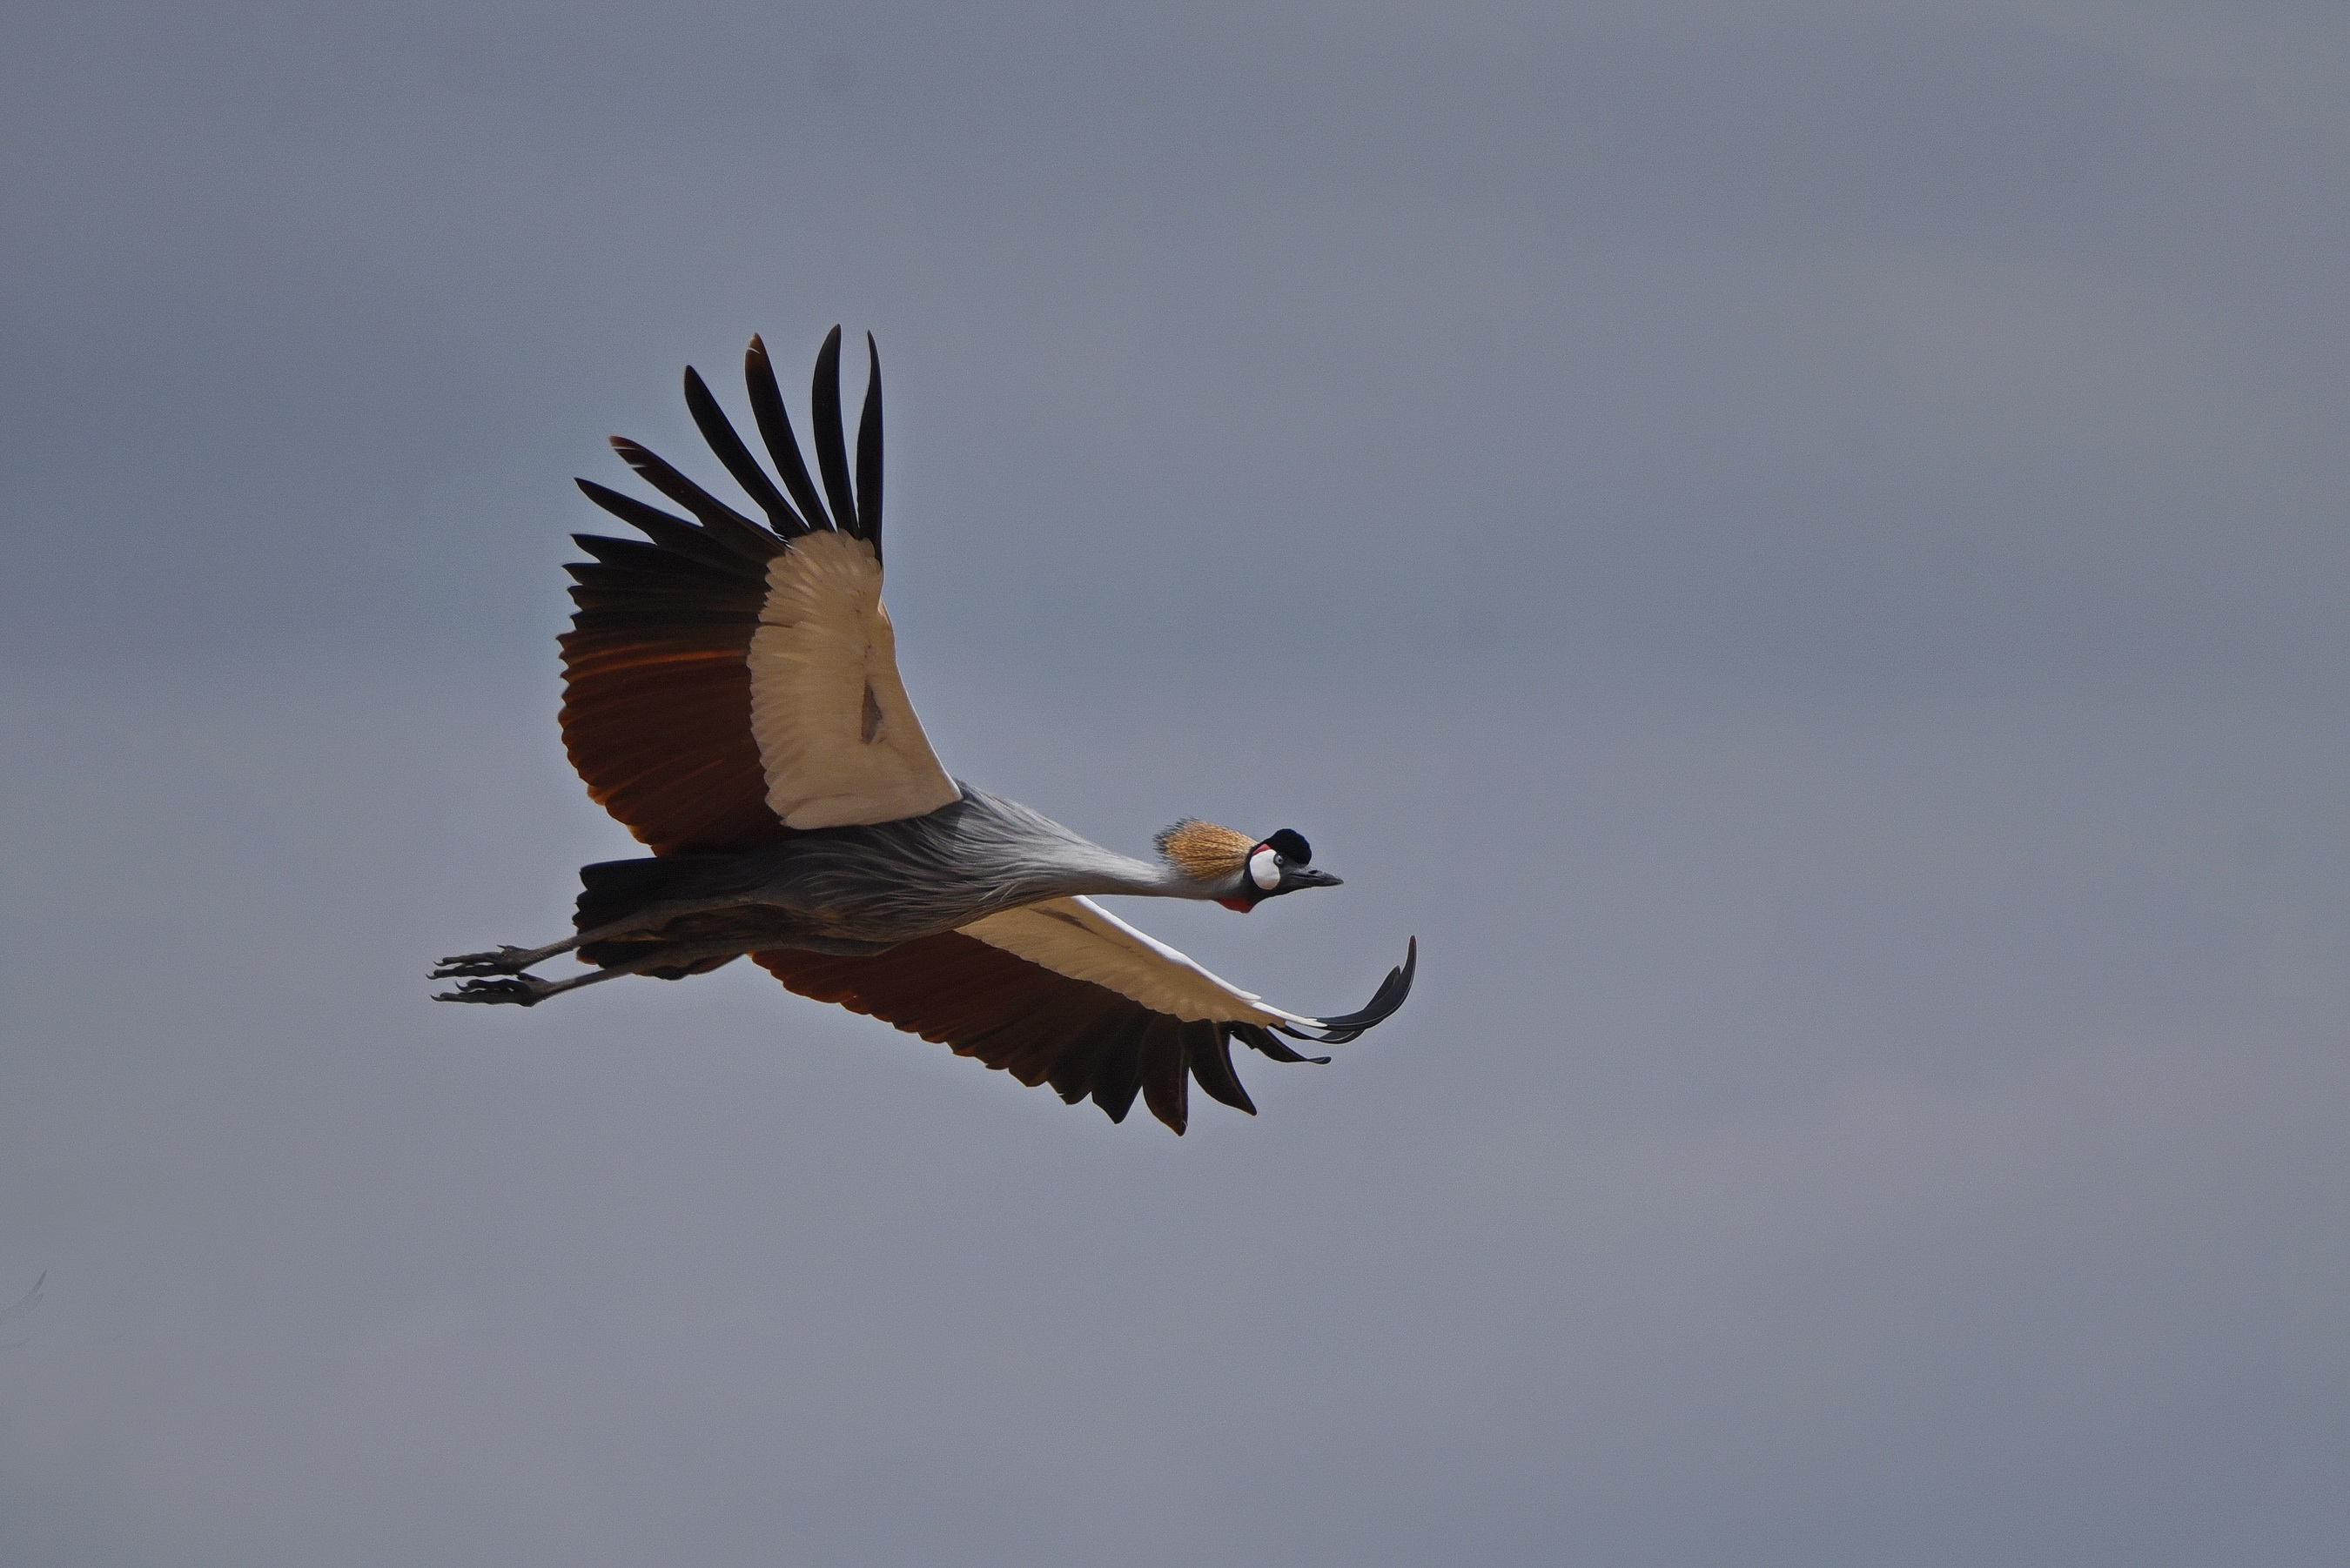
[1217,895,1254,913]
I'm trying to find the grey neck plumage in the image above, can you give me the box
[782,784,1234,945]
[947,787,1229,902]
[1026,838,1222,901]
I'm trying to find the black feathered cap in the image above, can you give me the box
[1263,829,1313,863]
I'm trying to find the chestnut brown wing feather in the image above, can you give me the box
[560,504,789,855]
[749,935,1285,1134]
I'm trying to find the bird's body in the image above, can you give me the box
[574,785,1215,959]
[437,329,1413,1132]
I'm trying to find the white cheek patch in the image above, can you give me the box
[1249,848,1281,890]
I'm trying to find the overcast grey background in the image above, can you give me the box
[3,2,2347,1563]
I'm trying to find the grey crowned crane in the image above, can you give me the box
[434,329,1415,1134]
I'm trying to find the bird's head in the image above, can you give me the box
[1153,820,1343,912]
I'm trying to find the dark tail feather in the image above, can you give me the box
[574,855,746,975]
[576,857,693,933]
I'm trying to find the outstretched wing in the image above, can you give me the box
[560,328,957,855]
[752,903,1415,1134]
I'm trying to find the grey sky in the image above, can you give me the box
[4,3,2347,1564]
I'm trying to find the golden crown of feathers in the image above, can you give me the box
[1153,819,1259,883]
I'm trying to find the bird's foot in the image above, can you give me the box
[432,946,543,978]
[433,975,553,1007]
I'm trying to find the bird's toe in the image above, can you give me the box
[432,946,536,977]
[433,976,547,1007]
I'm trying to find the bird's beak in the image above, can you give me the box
[1284,867,1343,889]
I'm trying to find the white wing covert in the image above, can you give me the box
[956,897,1300,1026]
[748,530,958,828]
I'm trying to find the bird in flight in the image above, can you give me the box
[434,329,1414,1133]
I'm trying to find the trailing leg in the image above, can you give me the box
[433,941,752,1006]
[432,937,584,978]
[435,854,774,977]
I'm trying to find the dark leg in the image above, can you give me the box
[431,941,579,978]
[433,941,752,1007]
[432,897,768,978]
[433,932,903,1007]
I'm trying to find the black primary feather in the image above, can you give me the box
[745,335,836,531]
[1281,938,1417,1044]
[855,332,884,558]
[1230,1022,1330,1066]
[809,326,862,543]
[607,439,777,563]
[574,482,755,575]
[566,533,716,574]
[683,366,808,537]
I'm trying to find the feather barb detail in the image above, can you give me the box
[1153,819,1254,884]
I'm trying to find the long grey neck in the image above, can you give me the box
[1032,841,1227,901]
[950,786,1231,905]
